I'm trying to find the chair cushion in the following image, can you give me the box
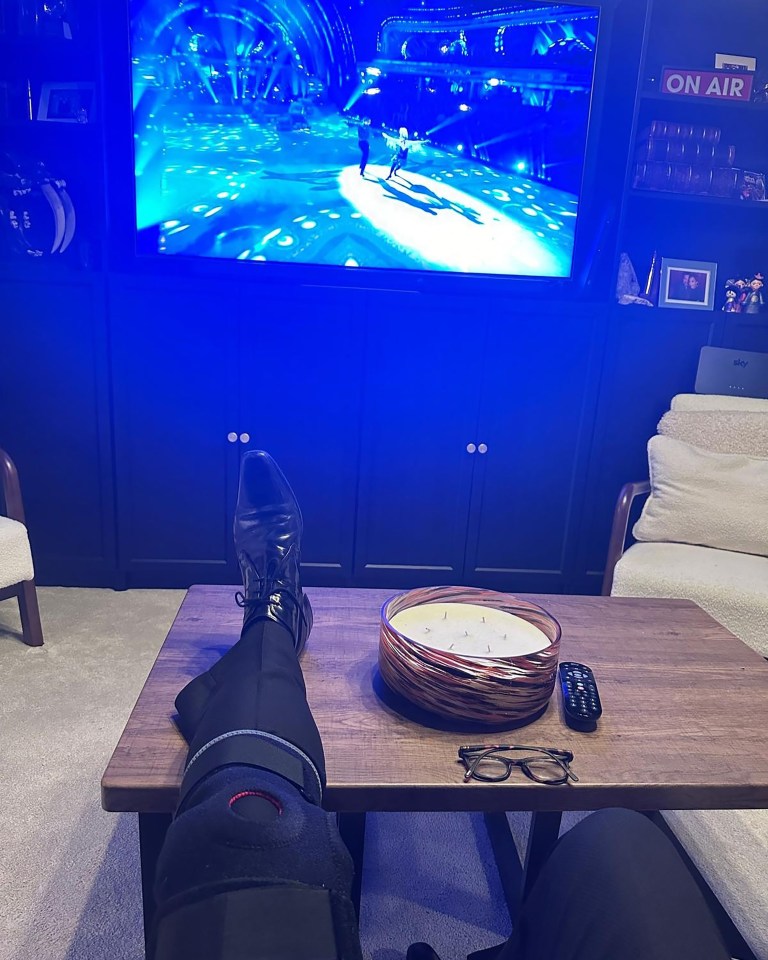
[612,541,768,657]
[658,410,768,458]
[0,516,34,589]
[672,393,768,413]
[663,809,768,960]
[633,436,768,557]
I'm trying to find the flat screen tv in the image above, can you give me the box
[130,0,603,282]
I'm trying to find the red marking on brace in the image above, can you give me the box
[229,790,283,815]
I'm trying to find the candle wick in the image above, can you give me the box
[482,616,485,623]
[503,634,507,639]
[487,645,491,653]
[464,630,469,637]
[449,643,454,650]
[443,612,447,620]
[424,627,431,632]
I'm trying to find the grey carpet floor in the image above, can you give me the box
[0,587,547,960]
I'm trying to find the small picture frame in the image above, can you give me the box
[659,258,718,310]
[714,53,757,73]
[37,81,95,123]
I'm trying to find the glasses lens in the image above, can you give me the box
[522,757,569,784]
[468,755,511,781]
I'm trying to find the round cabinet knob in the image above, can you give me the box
[227,432,238,443]
[466,443,477,454]
[478,443,488,454]
[239,433,251,444]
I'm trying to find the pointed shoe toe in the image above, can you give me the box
[234,450,303,567]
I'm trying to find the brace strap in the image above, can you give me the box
[178,731,321,813]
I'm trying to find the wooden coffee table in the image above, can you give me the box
[102,585,768,945]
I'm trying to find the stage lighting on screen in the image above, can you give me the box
[130,0,601,280]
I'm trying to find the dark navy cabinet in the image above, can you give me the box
[110,276,241,587]
[353,300,605,594]
[237,285,364,584]
[464,308,604,594]
[0,278,116,584]
[0,282,741,592]
[353,293,485,587]
[109,277,364,587]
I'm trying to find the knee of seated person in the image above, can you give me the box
[560,809,667,868]
[155,767,354,905]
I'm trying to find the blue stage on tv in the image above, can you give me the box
[131,0,599,278]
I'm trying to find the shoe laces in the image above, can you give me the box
[235,544,307,628]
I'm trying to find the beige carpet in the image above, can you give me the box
[0,588,516,960]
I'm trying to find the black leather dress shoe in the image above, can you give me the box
[233,450,312,654]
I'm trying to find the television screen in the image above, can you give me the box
[130,0,601,279]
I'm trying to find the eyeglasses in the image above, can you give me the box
[458,744,579,785]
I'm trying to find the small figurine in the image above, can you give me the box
[743,272,765,313]
[723,278,745,312]
[722,287,741,312]
[723,277,750,311]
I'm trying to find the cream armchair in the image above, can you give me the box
[0,449,44,646]
[602,394,768,658]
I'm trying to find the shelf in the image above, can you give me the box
[613,302,724,322]
[630,189,768,208]
[640,91,768,111]
[0,33,96,61]
[0,266,100,285]
[0,250,104,282]
[0,120,100,130]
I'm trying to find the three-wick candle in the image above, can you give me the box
[389,602,549,659]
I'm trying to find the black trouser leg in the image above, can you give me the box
[152,618,363,960]
[359,141,369,174]
[178,618,325,785]
[497,809,731,960]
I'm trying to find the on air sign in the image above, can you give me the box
[661,67,754,101]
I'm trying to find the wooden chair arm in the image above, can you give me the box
[601,480,651,596]
[0,448,26,524]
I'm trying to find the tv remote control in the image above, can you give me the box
[559,661,602,732]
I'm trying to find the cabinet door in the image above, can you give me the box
[110,278,240,586]
[464,308,602,594]
[237,285,363,585]
[354,293,485,587]
[0,279,115,585]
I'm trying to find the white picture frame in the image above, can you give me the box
[659,258,718,311]
[714,53,757,73]
[37,82,95,123]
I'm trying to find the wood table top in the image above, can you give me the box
[102,585,768,815]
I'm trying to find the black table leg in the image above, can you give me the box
[337,812,366,919]
[483,812,524,924]
[139,811,172,959]
[521,811,562,903]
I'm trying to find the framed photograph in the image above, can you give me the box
[659,258,718,310]
[714,53,757,73]
[37,82,95,123]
